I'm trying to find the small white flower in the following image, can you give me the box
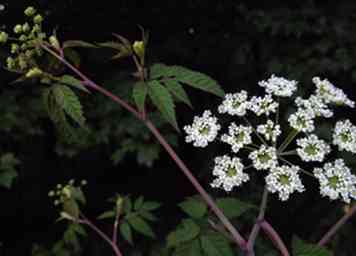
[211,155,249,192]
[295,95,333,118]
[296,134,331,162]
[249,145,278,170]
[257,120,281,143]
[313,159,356,203]
[288,109,315,133]
[221,123,252,153]
[333,119,356,154]
[265,165,305,201]
[258,74,298,97]
[184,110,221,147]
[312,77,355,108]
[249,94,279,116]
[218,91,250,116]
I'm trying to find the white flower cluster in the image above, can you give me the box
[257,120,281,142]
[265,165,305,201]
[218,90,250,116]
[211,155,249,191]
[221,123,252,153]
[248,145,278,170]
[296,134,331,162]
[333,120,356,154]
[295,95,333,118]
[314,159,356,203]
[258,74,298,97]
[249,94,279,116]
[288,110,315,133]
[184,75,356,202]
[313,77,355,108]
[184,110,221,147]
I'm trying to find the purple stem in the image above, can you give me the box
[80,216,123,256]
[260,220,290,256]
[41,44,248,250]
[318,204,356,246]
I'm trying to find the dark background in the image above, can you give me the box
[1,0,356,255]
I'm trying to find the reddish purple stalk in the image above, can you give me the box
[261,220,290,256]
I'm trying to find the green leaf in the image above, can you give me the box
[0,169,17,188]
[97,210,115,220]
[124,197,133,213]
[134,196,144,211]
[141,201,161,211]
[71,223,87,237]
[149,63,170,79]
[147,80,178,130]
[0,153,20,189]
[53,85,86,127]
[164,79,192,107]
[64,48,81,67]
[132,82,148,113]
[127,214,155,238]
[120,222,133,244]
[172,66,224,97]
[59,75,90,93]
[70,186,86,205]
[292,236,332,256]
[200,233,234,256]
[167,219,201,247]
[216,197,254,219]
[173,239,202,256]
[139,210,158,221]
[63,40,97,48]
[179,196,207,219]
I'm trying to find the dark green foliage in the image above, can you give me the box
[0,153,20,188]
[292,236,332,256]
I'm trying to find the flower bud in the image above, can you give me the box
[133,40,145,59]
[33,14,43,24]
[14,24,22,34]
[22,23,30,33]
[6,57,15,69]
[11,44,19,53]
[0,31,8,43]
[24,6,36,16]
[49,35,60,49]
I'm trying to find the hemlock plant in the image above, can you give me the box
[184,75,356,202]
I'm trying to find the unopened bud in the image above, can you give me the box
[0,31,8,43]
[25,67,43,78]
[49,35,60,49]
[14,24,22,34]
[24,6,36,17]
[33,14,43,24]
[133,41,145,59]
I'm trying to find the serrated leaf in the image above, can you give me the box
[132,82,148,113]
[141,201,161,211]
[167,219,201,247]
[53,85,86,127]
[216,198,254,219]
[164,79,192,107]
[139,210,157,221]
[149,63,170,79]
[120,222,133,244]
[171,66,225,97]
[63,40,97,49]
[134,196,144,211]
[97,210,115,220]
[127,215,155,238]
[59,75,90,93]
[292,236,332,256]
[173,239,202,256]
[148,80,178,130]
[179,197,207,219]
[200,234,234,256]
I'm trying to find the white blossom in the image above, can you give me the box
[221,123,252,153]
[184,110,221,147]
[218,91,250,116]
[211,155,249,192]
[249,145,278,170]
[333,119,356,154]
[296,134,331,162]
[312,77,355,108]
[288,109,315,133]
[295,95,333,118]
[313,159,356,203]
[265,165,305,201]
[257,120,281,142]
[249,94,279,116]
[258,74,298,97]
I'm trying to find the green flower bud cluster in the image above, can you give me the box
[0,6,47,73]
[48,179,87,206]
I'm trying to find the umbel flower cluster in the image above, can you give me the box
[184,75,356,202]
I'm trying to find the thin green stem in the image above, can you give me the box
[278,156,314,178]
[278,150,297,156]
[278,129,299,153]
[243,116,268,146]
